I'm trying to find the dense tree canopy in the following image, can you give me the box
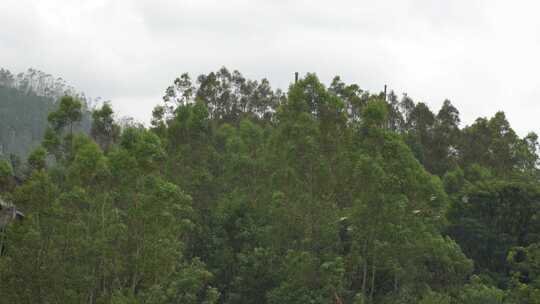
[1,67,539,303]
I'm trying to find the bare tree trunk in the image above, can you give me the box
[361,239,369,300]
[369,262,376,303]
[394,271,398,293]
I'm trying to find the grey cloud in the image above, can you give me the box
[1,0,539,135]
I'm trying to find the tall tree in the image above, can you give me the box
[90,102,120,152]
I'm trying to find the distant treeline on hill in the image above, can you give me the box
[0,68,92,160]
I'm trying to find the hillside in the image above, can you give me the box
[0,67,539,304]
[0,68,91,160]
[0,86,57,158]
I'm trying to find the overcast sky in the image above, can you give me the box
[1,0,539,135]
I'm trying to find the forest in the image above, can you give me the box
[0,68,92,160]
[0,67,539,304]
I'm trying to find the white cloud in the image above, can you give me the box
[1,0,539,135]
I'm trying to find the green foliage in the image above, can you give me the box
[419,291,452,304]
[507,244,540,303]
[457,276,507,304]
[266,251,345,304]
[0,159,12,181]
[447,180,540,281]
[91,102,120,151]
[362,99,388,129]
[27,146,47,171]
[47,95,83,133]
[0,158,13,192]
[1,68,540,304]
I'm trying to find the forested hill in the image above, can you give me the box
[0,67,539,304]
[0,86,55,158]
[0,68,91,161]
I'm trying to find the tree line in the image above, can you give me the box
[0,68,92,161]
[0,67,539,303]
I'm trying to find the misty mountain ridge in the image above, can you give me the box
[0,67,92,159]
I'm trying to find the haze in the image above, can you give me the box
[1,0,539,135]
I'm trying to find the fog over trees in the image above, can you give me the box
[0,68,92,159]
